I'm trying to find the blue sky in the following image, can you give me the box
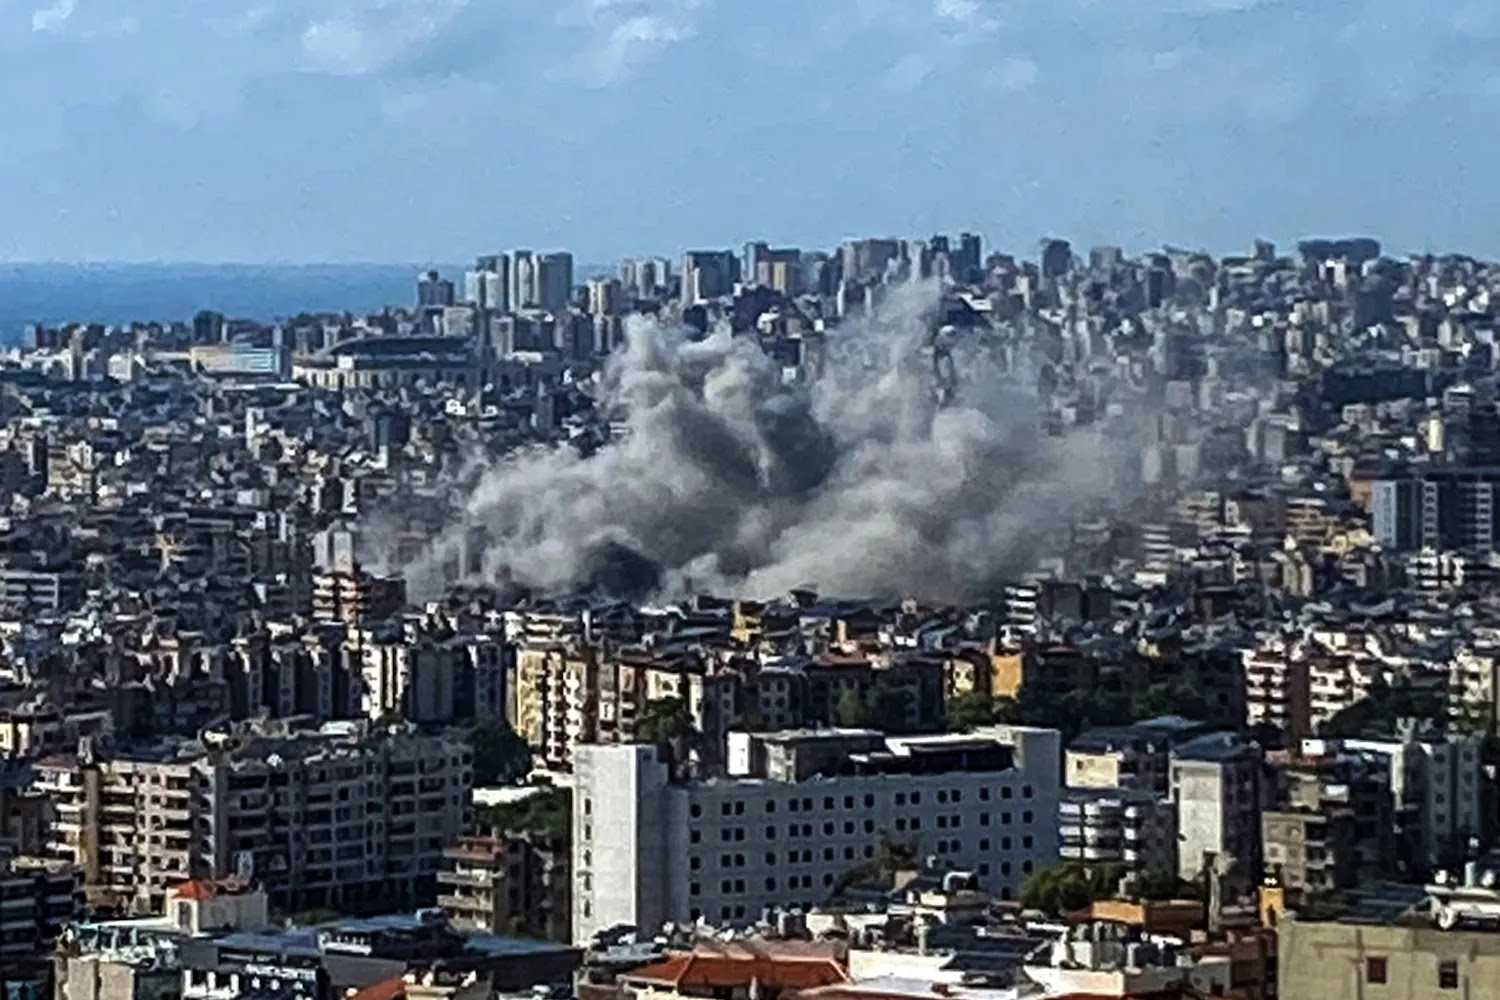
[2,0,1499,263]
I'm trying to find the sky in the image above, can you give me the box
[2,0,1500,263]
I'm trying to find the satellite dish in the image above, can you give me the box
[235,851,255,878]
[1437,906,1459,931]
[1483,870,1498,889]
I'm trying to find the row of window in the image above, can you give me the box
[693,784,1036,819]
[690,841,1036,874]
[1366,956,1459,990]
[688,858,1039,900]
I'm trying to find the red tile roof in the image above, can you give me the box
[624,953,849,992]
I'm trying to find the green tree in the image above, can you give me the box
[836,686,873,727]
[635,697,698,776]
[474,786,570,840]
[636,697,696,747]
[468,718,532,785]
[1131,676,1208,720]
[946,690,998,731]
[1321,677,1445,737]
[1020,861,1124,915]
[830,832,920,899]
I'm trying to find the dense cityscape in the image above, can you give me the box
[0,233,1495,1000]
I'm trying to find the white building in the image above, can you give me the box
[1170,732,1265,886]
[571,726,1061,945]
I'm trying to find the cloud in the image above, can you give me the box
[29,0,75,33]
[572,0,704,85]
[985,54,1038,93]
[883,53,933,92]
[933,0,1002,31]
[300,1,468,77]
[584,13,695,84]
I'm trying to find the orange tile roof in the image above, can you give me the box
[169,879,217,901]
[625,953,849,991]
[349,976,405,1000]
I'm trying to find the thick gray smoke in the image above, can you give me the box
[401,282,1135,603]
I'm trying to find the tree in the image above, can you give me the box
[1020,861,1124,915]
[635,697,698,775]
[946,690,998,731]
[1321,677,1445,737]
[468,718,532,785]
[830,832,920,899]
[474,786,570,841]
[1131,676,1207,720]
[835,687,870,727]
[636,697,696,748]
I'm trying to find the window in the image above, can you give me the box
[865,794,875,807]
[1022,785,1033,799]
[766,826,777,839]
[911,792,921,805]
[895,793,907,806]
[1366,958,1387,985]
[824,797,834,809]
[980,787,991,801]
[765,801,776,813]
[1439,959,1458,990]
[1002,787,1013,799]
[980,813,991,826]
[766,877,777,891]
[691,804,702,818]
[844,796,854,808]
[690,830,701,844]
[1023,811,1033,824]
[938,791,948,804]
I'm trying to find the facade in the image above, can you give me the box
[1261,809,1356,892]
[1279,879,1500,1000]
[1170,732,1265,885]
[1059,787,1177,880]
[1343,733,1483,873]
[437,834,569,941]
[571,726,1061,944]
[37,721,472,914]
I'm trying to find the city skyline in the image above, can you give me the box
[4,0,1500,262]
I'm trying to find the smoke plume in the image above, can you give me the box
[399,281,1137,603]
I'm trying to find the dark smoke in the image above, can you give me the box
[398,281,1140,603]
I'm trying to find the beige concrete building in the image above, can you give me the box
[37,719,471,915]
[1281,905,1500,1000]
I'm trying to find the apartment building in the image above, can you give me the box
[1059,787,1176,880]
[0,857,79,958]
[1342,732,1483,872]
[36,719,471,915]
[355,629,505,724]
[437,834,569,941]
[1171,732,1267,887]
[1262,808,1356,892]
[571,725,1061,944]
[1243,646,1311,737]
